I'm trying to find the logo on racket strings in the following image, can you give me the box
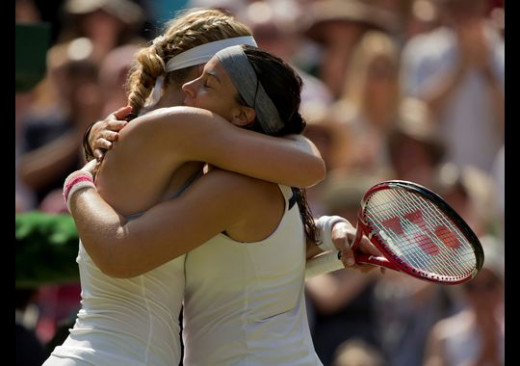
[379,209,461,256]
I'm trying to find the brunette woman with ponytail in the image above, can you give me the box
[63,44,334,365]
[49,9,378,366]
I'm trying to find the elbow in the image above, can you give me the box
[94,256,130,278]
[82,236,140,279]
[99,266,137,279]
[306,157,327,187]
[96,248,142,278]
[95,257,140,279]
[316,158,327,182]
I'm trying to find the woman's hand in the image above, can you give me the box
[80,159,101,179]
[331,221,385,274]
[88,106,132,160]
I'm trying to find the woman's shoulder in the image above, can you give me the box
[138,106,219,124]
[204,168,275,191]
[197,169,280,209]
[122,106,229,137]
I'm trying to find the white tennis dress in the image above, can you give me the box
[183,185,323,366]
[43,242,185,366]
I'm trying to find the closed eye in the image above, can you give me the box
[203,72,220,89]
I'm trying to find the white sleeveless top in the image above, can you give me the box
[183,185,322,366]
[44,242,185,366]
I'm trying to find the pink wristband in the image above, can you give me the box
[63,170,95,212]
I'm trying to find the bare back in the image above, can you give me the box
[95,107,205,217]
[94,105,325,217]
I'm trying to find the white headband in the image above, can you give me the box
[165,36,257,72]
[149,36,257,108]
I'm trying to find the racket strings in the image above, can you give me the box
[365,188,476,279]
[399,193,475,276]
[371,191,475,277]
[369,191,473,277]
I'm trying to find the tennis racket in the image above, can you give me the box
[306,180,484,284]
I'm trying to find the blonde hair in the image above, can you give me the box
[126,8,253,116]
[340,30,400,114]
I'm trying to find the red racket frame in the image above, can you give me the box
[349,180,484,284]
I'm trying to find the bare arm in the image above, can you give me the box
[423,322,447,366]
[18,130,83,191]
[70,167,263,278]
[305,270,374,314]
[420,21,503,129]
[89,106,326,188]
[420,61,467,120]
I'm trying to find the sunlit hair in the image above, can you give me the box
[339,31,400,121]
[126,8,252,116]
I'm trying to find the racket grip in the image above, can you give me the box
[305,251,343,280]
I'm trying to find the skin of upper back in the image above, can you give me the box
[95,107,207,217]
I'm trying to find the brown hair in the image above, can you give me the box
[126,8,252,116]
[240,45,317,243]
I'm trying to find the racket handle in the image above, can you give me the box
[305,251,343,280]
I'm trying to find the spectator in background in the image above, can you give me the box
[306,172,384,366]
[17,43,103,211]
[332,338,385,366]
[185,0,246,16]
[368,99,453,365]
[386,97,445,188]
[434,162,499,239]
[373,159,499,366]
[16,288,46,366]
[423,236,504,366]
[300,102,352,216]
[97,44,141,117]
[400,0,504,174]
[236,0,334,106]
[491,145,504,239]
[58,0,145,62]
[16,0,42,212]
[334,30,401,174]
[404,0,441,40]
[301,0,398,99]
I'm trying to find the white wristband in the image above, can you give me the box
[315,215,350,252]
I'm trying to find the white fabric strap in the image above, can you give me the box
[165,36,257,72]
[149,36,257,107]
[315,215,350,252]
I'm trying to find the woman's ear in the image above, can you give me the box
[231,106,256,127]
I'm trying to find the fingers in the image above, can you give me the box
[112,105,133,120]
[359,237,382,257]
[92,130,120,154]
[331,221,357,268]
[81,159,99,174]
[102,130,120,142]
[106,119,128,132]
[339,244,356,268]
[93,149,105,161]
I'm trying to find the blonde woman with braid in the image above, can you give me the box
[44,9,373,366]
[64,44,331,366]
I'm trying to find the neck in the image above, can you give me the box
[149,83,185,111]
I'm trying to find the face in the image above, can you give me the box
[182,56,250,124]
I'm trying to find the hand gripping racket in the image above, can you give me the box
[306,180,484,284]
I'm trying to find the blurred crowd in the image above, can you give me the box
[16,0,504,365]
